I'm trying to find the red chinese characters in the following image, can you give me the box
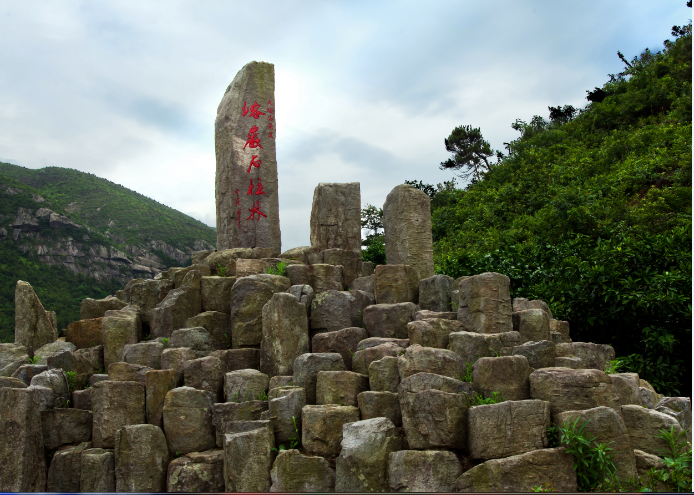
[247,200,267,221]
[247,155,261,173]
[246,178,265,196]
[242,101,266,119]
[244,126,263,150]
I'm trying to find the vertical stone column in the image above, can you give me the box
[383,184,435,278]
[310,183,361,254]
[215,61,281,254]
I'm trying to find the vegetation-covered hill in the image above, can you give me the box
[0,163,216,248]
[0,164,216,342]
[362,21,691,396]
[431,23,692,396]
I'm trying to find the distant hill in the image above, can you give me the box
[0,163,216,340]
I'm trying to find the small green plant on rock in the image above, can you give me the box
[604,359,622,374]
[467,391,505,406]
[257,389,268,401]
[65,371,80,393]
[217,263,227,277]
[457,362,474,382]
[265,261,287,277]
[272,416,301,453]
[558,417,616,492]
[347,348,368,375]
[29,356,40,365]
[161,337,169,348]
[531,482,557,492]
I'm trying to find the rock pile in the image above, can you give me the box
[0,182,690,493]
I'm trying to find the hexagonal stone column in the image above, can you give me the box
[167,450,224,493]
[301,404,360,457]
[163,387,216,455]
[92,380,146,448]
[270,449,335,492]
[80,448,115,492]
[389,450,462,492]
[114,424,169,492]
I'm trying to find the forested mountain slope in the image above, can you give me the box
[428,24,691,396]
[0,164,216,341]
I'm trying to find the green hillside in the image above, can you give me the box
[0,163,216,248]
[427,23,691,395]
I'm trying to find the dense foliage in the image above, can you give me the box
[0,163,216,247]
[419,24,691,396]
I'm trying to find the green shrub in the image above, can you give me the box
[558,417,616,491]
[265,261,287,277]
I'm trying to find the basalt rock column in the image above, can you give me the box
[216,61,281,254]
[383,184,435,279]
[310,183,362,254]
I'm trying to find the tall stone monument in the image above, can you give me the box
[215,61,281,254]
[309,182,361,254]
[383,184,435,279]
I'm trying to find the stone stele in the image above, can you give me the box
[215,61,281,254]
[383,184,435,279]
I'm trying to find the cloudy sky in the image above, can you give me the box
[0,1,689,252]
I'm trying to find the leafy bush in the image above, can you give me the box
[467,391,505,406]
[265,261,287,277]
[558,417,616,492]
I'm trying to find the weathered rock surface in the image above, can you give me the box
[350,274,375,293]
[610,372,641,406]
[268,386,306,445]
[513,309,551,343]
[215,61,281,253]
[418,274,455,312]
[621,404,683,456]
[145,369,177,427]
[0,387,47,492]
[529,367,621,417]
[312,326,368,371]
[201,276,236,314]
[502,340,555,369]
[30,368,70,405]
[0,343,30,377]
[41,408,93,450]
[212,402,269,448]
[316,370,369,406]
[163,386,216,455]
[399,372,473,450]
[261,292,309,376]
[122,341,164,368]
[368,355,401,392]
[363,302,419,339]
[512,297,553,318]
[66,317,104,349]
[92,380,146,448]
[14,280,57,357]
[398,344,466,381]
[33,340,76,365]
[0,375,28,388]
[457,272,513,334]
[183,356,225,402]
[169,327,216,358]
[358,390,402,426]
[108,362,153,387]
[46,441,92,492]
[167,450,225,493]
[210,348,259,373]
[150,271,202,338]
[230,274,291,348]
[270,449,336,492]
[184,311,231,350]
[335,417,402,492]
[383,184,435,278]
[374,264,421,304]
[161,347,196,384]
[407,318,462,348]
[223,426,275,492]
[114,424,169,492]
[310,182,361,254]
[293,352,346,405]
[455,447,577,492]
[286,263,344,293]
[389,450,462,492]
[655,396,692,444]
[555,406,637,480]
[81,295,128,320]
[468,400,550,459]
[301,404,360,457]
[80,448,116,492]
[127,279,174,323]
[550,319,572,342]
[102,305,142,368]
[318,248,363,287]
[310,289,373,333]
[352,342,403,376]
[224,368,269,403]
[555,342,615,371]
